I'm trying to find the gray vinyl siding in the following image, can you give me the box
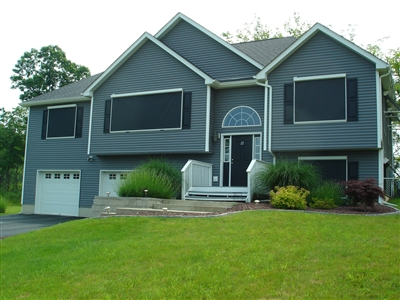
[23,102,92,207]
[269,32,378,151]
[276,150,379,180]
[160,20,260,80]
[90,40,208,155]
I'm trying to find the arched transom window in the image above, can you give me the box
[222,106,261,127]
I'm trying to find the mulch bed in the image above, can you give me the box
[120,202,398,217]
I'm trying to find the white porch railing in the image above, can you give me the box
[246,159,270,202]
[181,160,213,200]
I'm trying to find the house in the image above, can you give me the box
[20,13,397,217]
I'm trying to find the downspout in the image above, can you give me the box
[255,78,276,164]
[378,69,391,202]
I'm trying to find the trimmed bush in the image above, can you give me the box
[342,178,385,210]
[311,181,344,206]
[0,196,7,213]
[270,186,309,210]
[256,160,321,193]
[117,169,177,199]
[309,198,337,209]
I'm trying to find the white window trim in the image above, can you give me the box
[293,74,347,124]
[222,105,262,128]
[110,89,184,133]
[46,104,77,139]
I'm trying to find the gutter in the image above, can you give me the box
[255,78,276,164]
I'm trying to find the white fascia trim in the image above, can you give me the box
[47,104,77,109]
[21,107,30,205]
[20,96,89,107]
[294,73,346,82]
[83,32,214,96]
[255,23,389,80]
[298,156,347,160]
[112,88,183,98]
[155,13,263,70]
[211,79,257,89]
[205,85,211,152]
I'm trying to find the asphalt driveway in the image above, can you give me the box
[0,214,84,239]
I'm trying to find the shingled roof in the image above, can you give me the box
[24,73,102,103]
[232,36,297,66]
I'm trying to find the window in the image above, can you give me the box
[284,75,358,124]
[55,174,61,179]
[42,105,84,139]
[45,174,51,179]
[104,89,192,133]
[73,174,80,179]
[224,138,230,162]
[64,174,70,179]
[253,136,261,160]
[298,156,358,181]
[222,106,261,127]
[109,174,117,180]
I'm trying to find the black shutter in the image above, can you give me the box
[347,78,358,122]
[41,109,48,139]
[348,161,359,180]
[284,83,294,124]
[104,100,111,133]
[182,92,192,129]
[75,106,84,138]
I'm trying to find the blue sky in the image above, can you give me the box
[1,0,398,111]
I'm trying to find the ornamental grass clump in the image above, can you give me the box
[256,160,320,194]
[342,178,385,211]
[310,181,344,208]
[269,186,309,210]
[117,169,177,199]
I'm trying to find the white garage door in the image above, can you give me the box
[99,171,129,197]
[35,171,80,216]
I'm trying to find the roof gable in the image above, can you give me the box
[255,23,389,80]
[83,32,214,96]
[156,13,264,70]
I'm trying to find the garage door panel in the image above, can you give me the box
[36,171,80,216]
[100,171,129,197]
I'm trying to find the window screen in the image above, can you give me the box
[111,92,182,131]
[295,77,346,122]
[305,159,347,182]
[47,107,76,138]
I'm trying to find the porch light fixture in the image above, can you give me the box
[213,131,220,142]
[87,155,94,162]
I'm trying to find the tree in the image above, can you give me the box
[221,12,312,43]
[10,45,91,101]
[0,106,27,190]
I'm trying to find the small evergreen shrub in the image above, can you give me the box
[0,196,7,213]
[117,169,177,199]
[256,160,321,194]
[269,186,309,210]
[309,197,337,209]
[311,181,344,206]
[342,178,385,210]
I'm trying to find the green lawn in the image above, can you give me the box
[1,211,399,299]
[0,205,21,216]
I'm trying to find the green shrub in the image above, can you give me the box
[117,169,178,199]
[256,160,320,193]
[137,158,181,195]
[269,186,309,210]
[311,181,344,206]
[0,196,7,213]
[309,198,337,209]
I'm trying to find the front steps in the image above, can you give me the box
[185,186,248,202]
[91,196,238,217]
